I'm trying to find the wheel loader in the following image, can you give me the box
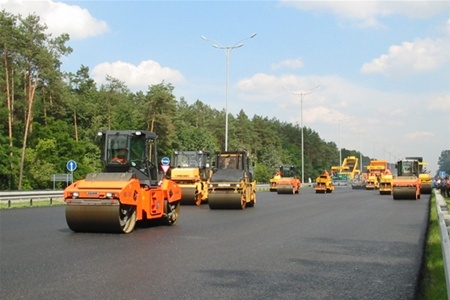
[170,150,212,205]
[315,171,334,193]
[63,130,182,233]
[392,158,421,200]
[208,151,256,209]
[275,165,301,194]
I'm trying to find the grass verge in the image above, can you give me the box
[417,192,447,299]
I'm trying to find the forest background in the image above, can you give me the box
[1,11,449,191]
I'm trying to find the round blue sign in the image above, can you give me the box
[66,160,77,172]
[161,157,170,166]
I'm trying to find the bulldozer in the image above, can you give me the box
[208,151,256,209]
[315,171,335,193]
[392,158,421,200]
[170,150,212,205]
[275,165,301,194]
[63,130,182,233]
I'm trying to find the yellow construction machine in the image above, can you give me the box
[405,157,432,194]
[379,170,393,195]
[392,158,421,200]
[269,171,282,192]
[63,130,182,233]
[170,150,212,205]
[274,165,301,194]
[315,171,334,193]
[340,156,361,180]
[365,160,387,190]
[208,151,256,209]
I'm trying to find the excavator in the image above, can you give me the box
[392,158,421,200]
[63,130,182,233]
[274,165,301,194]
[208,151,256,209]
[405,157,432,194]
[170,150,212,205]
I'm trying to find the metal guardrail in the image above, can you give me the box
[0,190,63,208]
[435,189,450,300]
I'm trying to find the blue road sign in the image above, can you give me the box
[161,157,170,166]
[66,160,77,172]
[439,171,447,178]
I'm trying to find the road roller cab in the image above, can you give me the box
[392,158,421,200]
[208,151,256,209]
[275,165,301,194]
[170,150,212,205]
[63,130,182,233]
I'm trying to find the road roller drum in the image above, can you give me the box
[277,185,295,194]
[208,193,245,209]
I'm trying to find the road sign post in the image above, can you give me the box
[161,157,170,175]
[66,160,77,183]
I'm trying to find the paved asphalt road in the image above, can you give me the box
[0,187,429,300]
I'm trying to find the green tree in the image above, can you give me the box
[437,150,450,176]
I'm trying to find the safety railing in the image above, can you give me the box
[0,190,64,208]
[435,189,450,300]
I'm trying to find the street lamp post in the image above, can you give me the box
[285,84,320,184]
[201,33,257,151]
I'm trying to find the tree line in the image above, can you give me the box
[1,11,448,190]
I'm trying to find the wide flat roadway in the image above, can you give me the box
[0,187,429,300]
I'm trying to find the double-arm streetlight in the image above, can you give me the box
[284,84,320,184]
[201,33,257,151]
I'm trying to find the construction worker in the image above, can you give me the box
[111,149,128,164]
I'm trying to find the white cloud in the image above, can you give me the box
[361,38,450,76]
[280,0,448,27]
[92,60,185,90]
[1,0,108,39]
[426,94,450,111]
[405,131,434,141]
[271,58,304,70]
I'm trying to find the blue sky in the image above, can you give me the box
[2,0,450,173]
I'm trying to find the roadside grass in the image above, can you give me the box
[0,199,65,209]
[418,192,448,299]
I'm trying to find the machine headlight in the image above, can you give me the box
[106,192,113,198]
[73,192,79,198]
[135,130,142,136]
